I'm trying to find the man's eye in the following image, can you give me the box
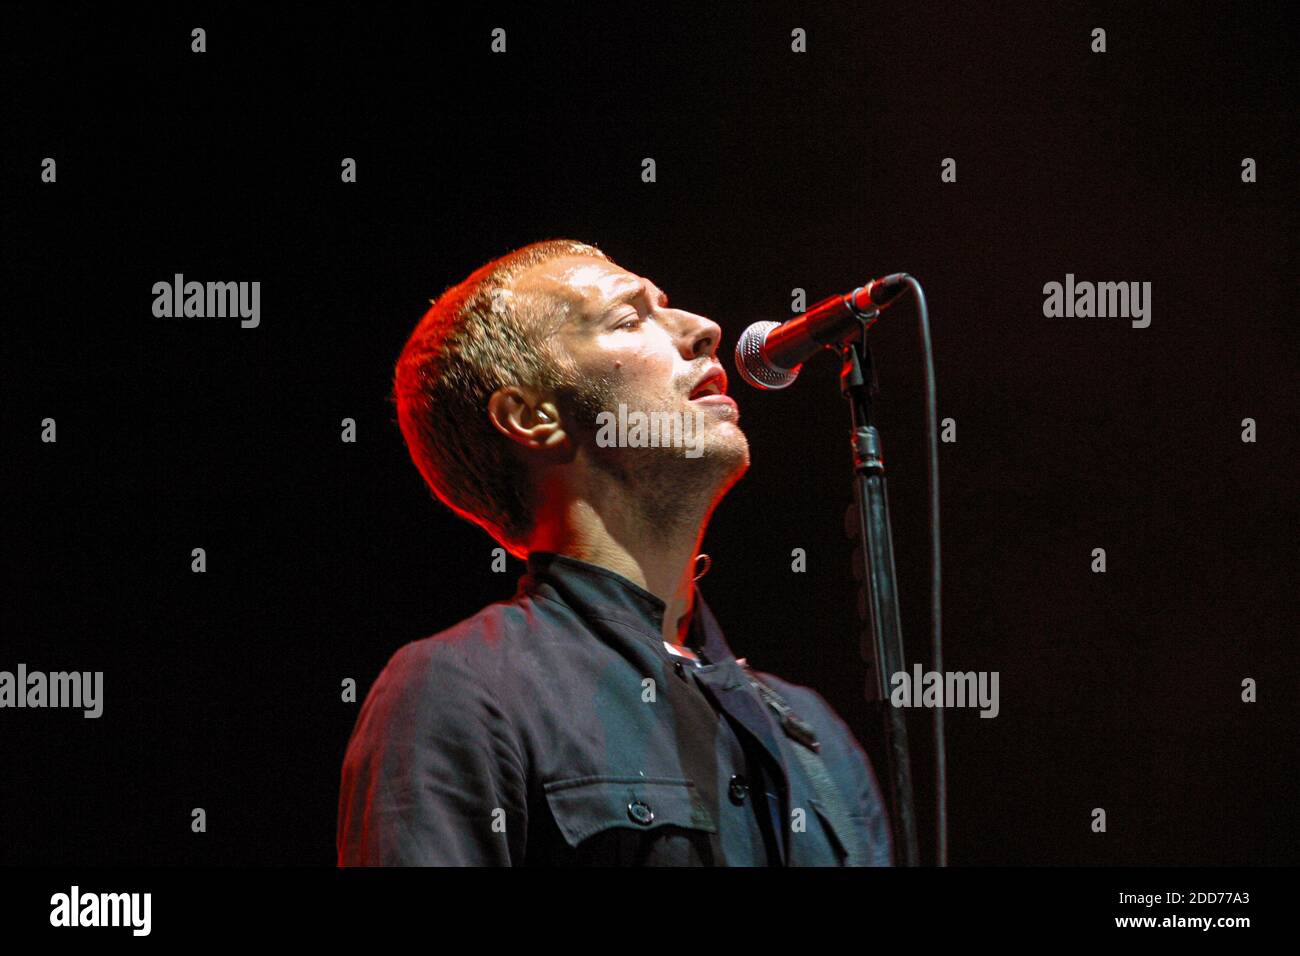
[615,314,643,330]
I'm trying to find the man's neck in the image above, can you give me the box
[528,497,707,648]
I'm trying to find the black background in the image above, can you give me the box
[3,2,1295,866]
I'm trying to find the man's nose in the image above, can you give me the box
[673,309,723,360]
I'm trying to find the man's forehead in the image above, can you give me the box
[511,256,640,313]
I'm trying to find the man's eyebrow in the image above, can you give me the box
[595,280,668,319]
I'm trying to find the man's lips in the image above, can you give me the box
[688,366,728,400]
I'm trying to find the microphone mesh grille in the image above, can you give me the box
[735,321,799,390]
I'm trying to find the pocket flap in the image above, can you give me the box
[543,776,718,847]
[810,798,877,866]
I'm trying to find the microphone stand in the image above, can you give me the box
[840,315,921,867]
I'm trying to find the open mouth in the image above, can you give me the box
[688,368,728,400]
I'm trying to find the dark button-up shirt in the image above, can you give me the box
[337,551,893,866]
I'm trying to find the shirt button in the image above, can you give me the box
[627,800,655,826]
[728,774,749,805]
[673,660,686,678]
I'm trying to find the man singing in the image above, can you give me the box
[337,239,893,866]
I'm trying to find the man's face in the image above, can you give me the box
[511,255,750,508]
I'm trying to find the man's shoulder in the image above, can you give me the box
[344,596,547,761]
[375,595,539,696]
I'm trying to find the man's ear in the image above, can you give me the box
[487,386,566,451]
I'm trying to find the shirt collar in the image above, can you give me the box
[517,550,737,664]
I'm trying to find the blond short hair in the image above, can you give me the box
[392,239,610,557]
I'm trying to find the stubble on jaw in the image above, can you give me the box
[551,369,751,538]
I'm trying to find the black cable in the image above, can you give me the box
[903,275,947,867]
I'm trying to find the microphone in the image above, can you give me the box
[734,274,910,390]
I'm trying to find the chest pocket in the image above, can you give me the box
[543,776,719,866]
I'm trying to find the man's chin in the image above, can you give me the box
[711,438,751,498]
[695,427,750,476]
